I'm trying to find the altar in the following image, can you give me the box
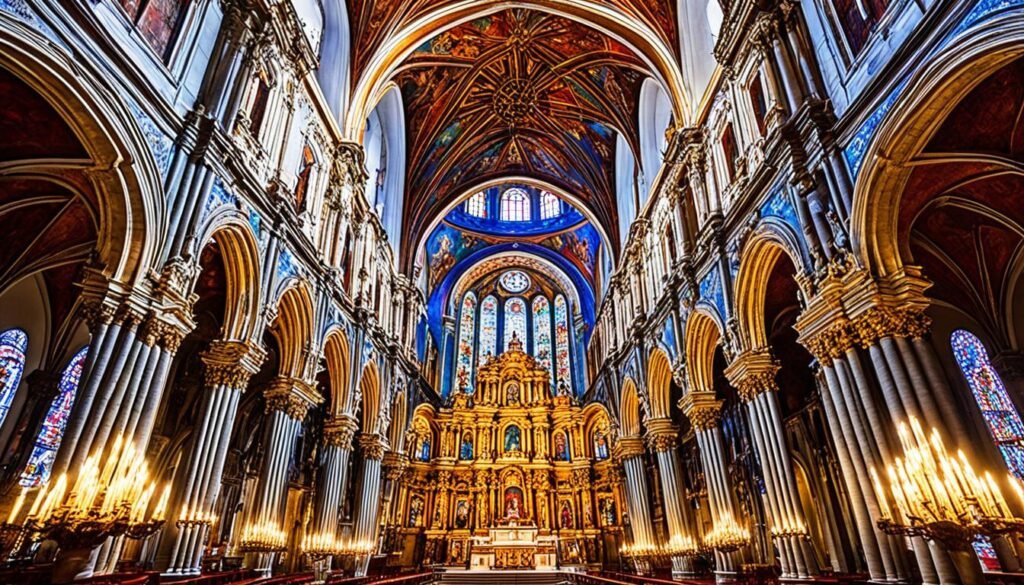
[469,526,557,570]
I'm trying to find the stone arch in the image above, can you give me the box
[733,234,807,352]
[684,309,723,395]
[638,77,674,203]
[322,327,351,416]
[198,221,263,342]
[620,377,641,438]
[358,360,381,434]
[270,283,316,379]
[646,348,674,420]
[344,0,690,141]
[850,13,1024,279]
[388,389,407,454]
[0,15,165,286]
[582,402,611,457]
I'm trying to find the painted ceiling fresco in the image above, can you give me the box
[347,0,678,90]
[394,9,653,258]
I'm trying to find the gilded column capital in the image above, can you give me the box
[679,391,723,431]
[80,299,117,330]
[614,436,646,460]
[323,415,359,448]
[359,433,388,460]
[851,306,932,347]
[264,376,320,420]
[644,418,679,452]
[383,451,409,479]
[724,348,780,403]
[802,320,857,367]
[202,340,265,389]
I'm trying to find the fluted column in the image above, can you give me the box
[352,433,387,576]
[616,437,656,550]
[646,418,695,576]
[726,350,818,579]
[312,416,358,537]
[244,379,318,574]
[682,392,739,577]
[162,341,263,575]
[379,450,410,531]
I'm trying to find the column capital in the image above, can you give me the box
[323,414,359,448]
[359,433,388,460]
[679,391,722,432]
[202,340,265,388]
[850,306,931,347]
[614,436,646,460]
[383,451,409,479]
[264,376,320,420]
[644,418,680,452]
[724,348,780,403]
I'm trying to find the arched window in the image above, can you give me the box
[0,328,28,428]
[478,295,498,366]
[294,144,315,212]
[454,293,477,393]
[951,330,1024,478]
[504,297,528,351]
[540,191,561,219]
[500,188,530,222]
[21,346,89,487]
[118,0,190,59]
[554,295,573,394]
[532,297,554,389]
[466,192,487,218]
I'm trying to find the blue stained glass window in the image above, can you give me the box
[532,297,554,389]
[466,192,487,218]
[479,295,498,367]
[500,188,530,222]
[951,330,1024,479]
[455,293,477,394]
[554,295,572,394]
[21,346,89,487]
[504,297,527,351]
[0,328,28,428]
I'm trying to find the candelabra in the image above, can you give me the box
[769,518,809,539]
[238,520,288,553]
[703,516,751,553]
[664,534,702,557]
[870,416,1024,585]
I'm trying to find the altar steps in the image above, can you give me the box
[438,570,568,585]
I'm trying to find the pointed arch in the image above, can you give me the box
[323,327,351,416]
[620,377,641,438]
[271,283,316,379]
[646,348,673,420]
[358,361,381,435]
[685,309,722,395]
[204,223,263,341]
[387,389,408,454]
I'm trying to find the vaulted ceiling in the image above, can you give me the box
[382,9,662,265]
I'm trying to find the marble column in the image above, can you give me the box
[352,433,388,576]
[311,416,359,538]
[726,350,818,579]
[244,379,317,574]
[645,418,695,576]
[617,437,656,552]
[162,341,263,575]
[379,450,410,533]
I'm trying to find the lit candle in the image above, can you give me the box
[153,485,170,521]
[6,488,25,525]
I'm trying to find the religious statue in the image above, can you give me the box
[459,432,473,460]
[454,500,470,529]
[505,425,521,452]
[504,487,524,523]
[601,498,616,525]
[409,496,424,527]
[538,496,548,529]
[557,379,570,397]
[560,501,573,529]
[478,494,489,527]
[593,431,608,460]
[506,382,520,404]
[554,432,569,461]
[419,437,431,462]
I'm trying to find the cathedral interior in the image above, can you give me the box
[1,1,1024,585]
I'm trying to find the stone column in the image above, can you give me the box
[352,434,387,576]
[379,451,409,532]
[311,416,358,537]
[645,418,695,576]
[162,341,263,575]
[244,379,317,574]
[726,350,818,579]
[682,392,740,577]
[616,437,655,548]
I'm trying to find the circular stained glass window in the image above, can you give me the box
[500,270,530,293]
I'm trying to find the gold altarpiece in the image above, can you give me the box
[384,339,624,569]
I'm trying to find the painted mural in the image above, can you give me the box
[540,224,601,280]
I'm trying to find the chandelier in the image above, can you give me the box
[703,515,751,553]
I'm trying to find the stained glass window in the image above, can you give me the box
[466,191,487,218]
[479,295,498,367]
[532,296,554,389]
[500,270,530,293]
[594,430,609,460]
[455,293,477,394]
[500,187,530,222]
[554,295,573,394]
[504,297,527,352]
[0,328,28,428]
[540,191,561,219]
[21,346,89,487]
[951,329,1024,478]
